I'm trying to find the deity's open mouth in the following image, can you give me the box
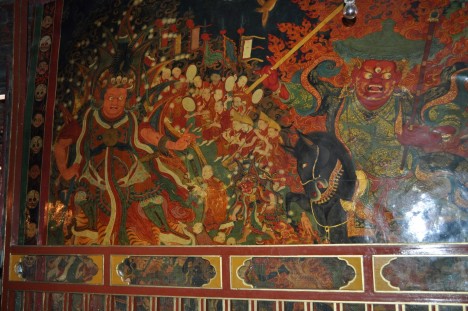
[367,85,383,93]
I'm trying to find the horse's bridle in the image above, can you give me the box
[300,144,321,186]
[298,143,348,243]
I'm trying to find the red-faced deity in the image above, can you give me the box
[352,59,402,110]
[102,87,127,120]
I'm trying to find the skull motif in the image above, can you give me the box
[26,190,40,209]
[34,84,47,102]
[29,164,41,179]
[39,35,52,52]
[32,113,44,128]
[41,15,53,29]
[37,61,49,75]
[30,136,43,154]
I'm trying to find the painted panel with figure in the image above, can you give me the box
[17,0,466,246]
[232,256,362,291]
[112,255,221,288]
[10,254,102,284]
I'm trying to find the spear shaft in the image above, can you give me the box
[399,11,439,170]
[246,4,344,94]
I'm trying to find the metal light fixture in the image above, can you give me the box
[343,0,358,19]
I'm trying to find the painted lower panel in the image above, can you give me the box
[111,255,222,289]
[9,254,103,285]
[373,255,468,293]
[231,255,363,291]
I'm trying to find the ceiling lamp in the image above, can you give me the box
[343,0,358,19]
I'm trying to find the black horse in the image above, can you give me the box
[284,131,357,243]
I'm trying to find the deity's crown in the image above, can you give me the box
[98,69,136,91]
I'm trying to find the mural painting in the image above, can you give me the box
[378,256,468,292]
[115,255,218,287]
[234,256,358,290]
[18,0,466,246]
[12,255,101,284]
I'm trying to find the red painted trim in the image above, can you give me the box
[7,243,468,256]
[24,292,30,309]
[104,248,111,286]
[364,252,374,295]
[7,291,15,310]
[106,295,111,311]
[64,292,70,311]
[7,0,28,249]
[85,293,90,311]
[39,0,63,245]
[36,292,44,310]
[2,0,29,308]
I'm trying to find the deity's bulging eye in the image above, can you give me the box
[108,96,114,101]
[375,67,382,73]
[383,73,392,79]
[364,72,372,79]
[118,96,124,100]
